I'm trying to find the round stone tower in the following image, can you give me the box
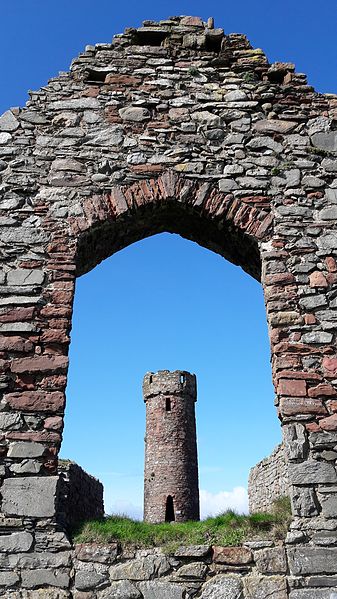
[143,370,200,523]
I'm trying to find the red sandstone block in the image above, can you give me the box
[130,164,163,174]
[319,414,337,431]
[5,391,64,412]
[40,330,69,344]
[39,374,67,390]
[0,337,33,353]
[44,416,63,430]
[0,307,35,322]
[11,355,68,374]
[279,397,327,417]
[326,256,337,273]
[305,422,321,432]
[40,305,72,318]
[326,400,337,413]
[105,74,141,85]
[309,271,328,288]
[304,314,316,325]
[81,86,100,97]
[308,384,336,398]
[264,273,295,285]
[5,430,60,443]
[323,357,337,377]
[278,379,307,397]
[276,370,321,381]
[212,546,253,565]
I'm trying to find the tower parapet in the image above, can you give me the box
[143,370,200,523]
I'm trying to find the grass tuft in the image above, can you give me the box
[72,497,291,550]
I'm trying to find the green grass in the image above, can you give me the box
[72,497,292,550]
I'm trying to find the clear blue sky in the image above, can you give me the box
[1,1,336,517]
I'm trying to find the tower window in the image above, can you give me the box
[180,374,185,384]
[165,496,175,522]
[165,398,171,412]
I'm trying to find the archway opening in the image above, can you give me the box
[165,496,175,523]
[60,229,279,520]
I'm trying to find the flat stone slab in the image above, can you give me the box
[1,476,58,517]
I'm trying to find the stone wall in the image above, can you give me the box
[1,12,337,595]
[4,539,337,597]
[57,461,104,529]
[248,444,290,513]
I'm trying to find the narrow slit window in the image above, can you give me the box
[149,375,152,384]
[165,496,175,522]
[180,374,185,384]
[166,397,171,412]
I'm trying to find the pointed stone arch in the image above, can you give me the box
[1,13,337,594]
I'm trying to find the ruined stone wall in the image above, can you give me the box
[1,13,337,596]
[57,461,104,529]
[143,370,199,523]
[248,444,290,513]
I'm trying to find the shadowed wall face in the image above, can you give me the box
[143,370,200,523]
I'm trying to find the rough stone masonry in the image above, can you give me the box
[143,370,200,523]
[1,12,337,597]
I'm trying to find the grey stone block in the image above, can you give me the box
[289,591,337,599]
[311,131,337,153]
[9,551,71,569]
[0,570,20,587]
[198,574,243,598]
[289,462,337,485]
[244,575,287,598]
[74,569,109,591]
[119,107,150,122]
[2,476,58,517]
[0,110,19,132]
[21,569,70,589]
[138,581,185,599]
[109,555,170,580]
[7,269,45,286]
[8,442,46,458]
[288,547,337,575]
[0,531,33,553]
[100,580,141,598]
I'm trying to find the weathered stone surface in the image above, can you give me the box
[311,131,337,153]
[21,569,70,589]
[10,551,71,569]
[0,531,33,553]
[8,441,46,458]
[192,111,221,126]
[289,461,337,485]
[0,110,20,131]
[254,547,287,574]
[1,476,58,517]
[109,555,171,580]
[75,543,118,564]
[213,546,252,565]
[172,561,207,580]
[288,547,337,574]
[100,580,141,598]
[199,574,243,598]
[0,571,20,587]
[174,545,210,558]
[289,591,337,599]
[119,107,150,122]
[138,581,184,599]
[74,570,108,591]
[244,575,287,599]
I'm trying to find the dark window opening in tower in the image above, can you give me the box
[166,397,171,412]
[165,496,175,522]
[180,374,185,384]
